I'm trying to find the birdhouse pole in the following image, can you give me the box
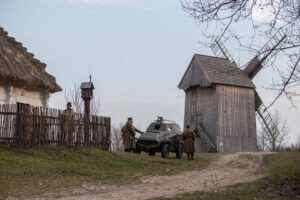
[80,75,94,146]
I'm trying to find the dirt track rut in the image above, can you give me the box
[26,152,269,200]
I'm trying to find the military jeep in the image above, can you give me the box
[136,117,183,159]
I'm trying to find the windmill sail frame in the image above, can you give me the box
[244,29,287,79]
[210,37,239,68]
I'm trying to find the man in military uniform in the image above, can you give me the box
[121,117,143,152]
[182,125,196,160]
[61,102,75,146]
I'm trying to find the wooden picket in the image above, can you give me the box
[0,104,111,150]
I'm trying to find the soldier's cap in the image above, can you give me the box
[186,125,190,128]
[67,102,72,107]
[128,117,133,121]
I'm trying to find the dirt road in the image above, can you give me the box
[26,153,269,200]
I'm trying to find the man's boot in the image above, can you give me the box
[191,152,194,160]
[187,153,190,160]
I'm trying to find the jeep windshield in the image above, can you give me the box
[146,123,166,133]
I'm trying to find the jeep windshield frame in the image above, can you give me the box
[146,123,167,133]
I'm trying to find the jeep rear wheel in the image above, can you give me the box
[161,143,169,158]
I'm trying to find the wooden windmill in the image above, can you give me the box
[178,30,286,152]
[211,30,287,150]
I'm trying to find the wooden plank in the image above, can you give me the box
[184,84,257,152]
[216,85,257,152]
[0,103,111,149]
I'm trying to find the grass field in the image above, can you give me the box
[0,147,217,198]
[152,152,300,200]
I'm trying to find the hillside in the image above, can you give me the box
[0,147,216,199]
[1,148,299,200]
[154,152,300,200]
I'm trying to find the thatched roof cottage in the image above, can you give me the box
[0,27,61,106]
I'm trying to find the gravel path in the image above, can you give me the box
[24,152,269,200]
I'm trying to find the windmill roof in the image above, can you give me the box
[0,27,62,93]
[178,54,255,90]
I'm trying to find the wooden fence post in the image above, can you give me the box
[0,104,111,149]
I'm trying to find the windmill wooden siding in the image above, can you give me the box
[179,54,257,152]
[216,85,257,152]
[180,57,211,89]
[184,87,217,152]
[184,85,257,152]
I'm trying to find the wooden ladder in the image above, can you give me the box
[195,122,217,151]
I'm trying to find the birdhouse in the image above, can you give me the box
[80,82,94,99]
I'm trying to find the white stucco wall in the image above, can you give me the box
[0,84,50,107]
[0,86,7,104]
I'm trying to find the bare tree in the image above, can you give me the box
[65,83,101,115]
[90,97,101,115]
[257,129,267,151]
[181,0,300,107]
[277,133,300,151]
[111,123,124,151]
[296,133,300,150]
[64,83,83,113]
[262,110,289,151]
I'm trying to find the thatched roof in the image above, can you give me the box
[178,54,255,90]
[0,27,62,93]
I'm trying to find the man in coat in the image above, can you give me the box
[182,125,196,160]
[121,117,143,152]
[61,102,75,146]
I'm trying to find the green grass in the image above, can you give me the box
[0,147,217,198]
[152,152,300,200]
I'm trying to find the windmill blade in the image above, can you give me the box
[210,37,239,68]
[244,29,287,79]
[255,91,281,140]
[254,90,263,110]
[244,56,262,79]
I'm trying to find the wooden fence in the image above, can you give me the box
[0,104,111,150]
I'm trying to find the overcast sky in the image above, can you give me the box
[0,0,299,144]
